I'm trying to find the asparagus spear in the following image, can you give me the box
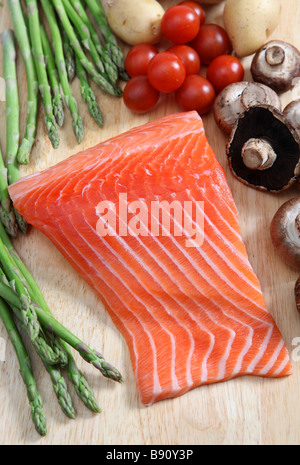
[7,0,38,165]
[1,29,19,187]
[0,144,18,238]
[41,3,84,144]
[65,352,101,413]
[75,55,103,127]
[0,221,100,412]
[70,0,118,84]
[44,362,76,418]
[1,29,27,234]
[48,0,122,96]
[0,279,123,382]
[84,0,125,72]
[0,297,47,436]
[25,0,60,149]
[40,24,65,128]
[62,30,76,82]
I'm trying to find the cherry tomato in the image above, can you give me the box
[125,44,159,77]
[190,24,231,65]
[178,1,206,25]
[206,55,245,93]
[161,5,200,44]
[123,76,160,113]
[168,45,201,76]
[147,52,186,93]
[175,74,216,115]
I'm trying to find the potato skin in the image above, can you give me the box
[104,0,165,45]
[223,0,281,57]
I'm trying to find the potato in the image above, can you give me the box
[223,0,281,57]
[102,0,165,46]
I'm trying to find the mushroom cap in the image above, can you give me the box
[283,99,300,132]
[226,105,300,192]
[213,81,248,134]
[214,81,281,134]
[270,197,300,269]
[251,40,300,93]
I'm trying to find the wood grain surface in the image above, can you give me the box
[1,0,300,445]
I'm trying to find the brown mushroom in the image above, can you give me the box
[226,105,300,192]
[251,40,300,93]
[270,197,300,269]
[283,99,300,132]
[295,276,300,314]
[214,81,281,134]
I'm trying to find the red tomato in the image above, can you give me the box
[161,5,200,44]
[125,44,159,77]
[168,45,201,76]
[175,74,216,115]
[147,52,186,93]
[178,1,206,25]
[206,55,245,93]
[123,76,160,113]
[190,24,231,65]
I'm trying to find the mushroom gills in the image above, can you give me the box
[241,138,277,170]
[227,105,300,193]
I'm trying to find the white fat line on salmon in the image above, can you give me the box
[95,194,204,248]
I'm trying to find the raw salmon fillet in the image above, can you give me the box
[9,111,292,405]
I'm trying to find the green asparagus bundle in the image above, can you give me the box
[40,1,84,144]
[49,0,122,96]
[0,218,122,433]
[0,279,122,382]
[6,0,125,165]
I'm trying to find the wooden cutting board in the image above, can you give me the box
[1,0,300,445]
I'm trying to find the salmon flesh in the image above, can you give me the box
[9,111,292,405]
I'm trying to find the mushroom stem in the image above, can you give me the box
[241,138,277,170]
[265,45,285,66]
